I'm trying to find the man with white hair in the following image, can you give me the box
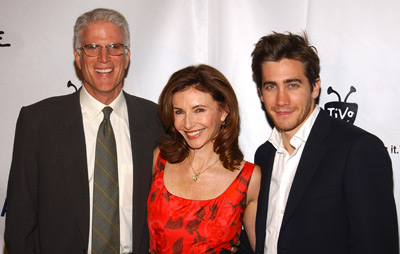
[5,8,164,254]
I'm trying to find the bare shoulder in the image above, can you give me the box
[250,164,261,182]
[243,161,261,182]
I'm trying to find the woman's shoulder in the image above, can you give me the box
[230,161,256,187]
[152,147,167,173]
[243,160,255,168]
[241,161,256,174]
[241,161,261,184]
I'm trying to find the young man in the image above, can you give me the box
[244,32,398,254]
[5,8,164,254]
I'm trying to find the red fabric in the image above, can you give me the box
[147,154,255,254]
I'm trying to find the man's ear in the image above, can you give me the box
[74,49,82,70]
[124,48,131,69]
[312,78,321,99]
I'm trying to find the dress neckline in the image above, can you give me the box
[158,154,249,202]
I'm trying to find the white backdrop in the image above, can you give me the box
[1,0,399,251]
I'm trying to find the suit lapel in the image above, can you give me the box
[58,91,90,247]
[280,110,331,232]
[255,143,277,252]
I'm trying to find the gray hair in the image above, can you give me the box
[73,8,130,49]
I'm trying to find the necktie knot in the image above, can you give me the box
[102,107,113,120]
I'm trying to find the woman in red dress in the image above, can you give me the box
[147,64,260,253]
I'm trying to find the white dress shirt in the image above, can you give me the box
[80,87,133,254]
[264,106,320,254]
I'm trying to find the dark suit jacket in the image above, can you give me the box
[5,90,164,254]
[240,109,398,254]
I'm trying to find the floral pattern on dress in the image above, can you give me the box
[147,154,255,254]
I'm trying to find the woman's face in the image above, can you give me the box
[172,87,228,150]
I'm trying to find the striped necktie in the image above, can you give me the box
[92,107,120,253]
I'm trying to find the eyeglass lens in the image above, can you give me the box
[82,43,126,56]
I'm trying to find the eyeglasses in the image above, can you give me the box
[78,43,128,57]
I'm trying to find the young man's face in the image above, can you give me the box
[259,58,320,138]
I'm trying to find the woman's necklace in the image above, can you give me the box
[189,150,219,182]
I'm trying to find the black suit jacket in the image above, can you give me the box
[5,90,164,254]
[241,109,398,254]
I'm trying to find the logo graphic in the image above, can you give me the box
[0,31,11,47]
[67,80,78,92]
[324,86,358,124]
[390,145,399,155]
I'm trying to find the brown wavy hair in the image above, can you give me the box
[158,64,243,171]
[251,31,320,91]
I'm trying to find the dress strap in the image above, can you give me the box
[237,161,256,188]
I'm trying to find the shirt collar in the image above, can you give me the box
[268,106,320,151]
[80,86,128,122]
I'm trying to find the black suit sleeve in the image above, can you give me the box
[5,107,39,253]
[344,133,399,253]
[238,228,255,253]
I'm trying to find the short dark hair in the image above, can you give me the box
[158,64,243,170]
[251,31,320,90]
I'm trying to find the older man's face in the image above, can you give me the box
[74,21,130,105]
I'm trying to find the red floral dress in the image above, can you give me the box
[147,154,255,254]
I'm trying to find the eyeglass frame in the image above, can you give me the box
[78,43,129,57]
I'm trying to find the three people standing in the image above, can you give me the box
[4,7,398,254]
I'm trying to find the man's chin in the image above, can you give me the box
[275,123,297,133]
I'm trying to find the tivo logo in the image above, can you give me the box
[324,86,358,124]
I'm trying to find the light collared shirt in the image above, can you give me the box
[80,87,133,254]
[264,106,320,254]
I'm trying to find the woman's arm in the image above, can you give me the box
[242,165,261,251]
